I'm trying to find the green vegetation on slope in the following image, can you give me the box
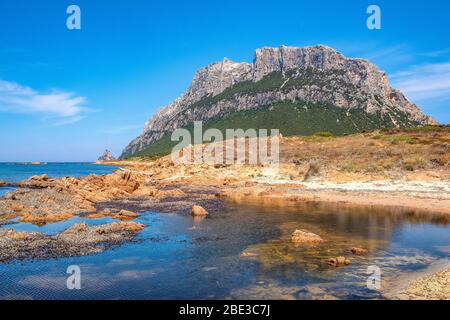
[128,100,420,159]
[185,68,356,113]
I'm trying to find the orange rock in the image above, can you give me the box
[5,229,31,240]
[258,188,285,197]
[132,186,159,197]
[10,203,25,211]
[191,205,209,217]
[20,212,74,225]
[109,221,145,232]
[88,210,139,221]
[116,210,139,220]
[87,212,108,219]
[157,189,186,198]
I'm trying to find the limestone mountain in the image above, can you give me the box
[121,45,436,158]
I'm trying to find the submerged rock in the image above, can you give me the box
[291,229,324,244]
[326,256,351,267]
[351,247,368,255]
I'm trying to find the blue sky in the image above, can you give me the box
[0,0,449,162]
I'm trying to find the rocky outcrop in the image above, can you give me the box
[404,267,450,300]
[0,221,144,262]
[87,209,139,221]
[122,45,437,158]
[98,150,116,161]
[0,180,10,187]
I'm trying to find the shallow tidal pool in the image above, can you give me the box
[0,201,449,300]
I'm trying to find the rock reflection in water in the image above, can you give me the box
[0,200,448,300]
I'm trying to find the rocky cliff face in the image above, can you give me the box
[121,45,436,158]
[98,150,116,161]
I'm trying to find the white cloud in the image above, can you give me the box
[390,62,450,101]
[0,79,88,124]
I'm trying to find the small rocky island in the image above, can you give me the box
[98,150,116,161]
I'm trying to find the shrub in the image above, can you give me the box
[313,131,333,138]
[382,135,417,145]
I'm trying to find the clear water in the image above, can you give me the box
[8,216,119,236]
[0,162,119,197]
[0,201,448,300]
[0,186,16,198]
[0,162,119,183]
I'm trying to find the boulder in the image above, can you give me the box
[191,205,209,217]
[326,256,351,267]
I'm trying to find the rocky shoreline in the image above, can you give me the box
[0,129,449,298]
[383,260,450,300]
[0,170,226,263]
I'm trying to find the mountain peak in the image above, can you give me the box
[121,45,436,158]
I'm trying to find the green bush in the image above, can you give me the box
[313,132,333,137]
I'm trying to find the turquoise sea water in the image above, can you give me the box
[0,163,119,183]
[0,163,119,197]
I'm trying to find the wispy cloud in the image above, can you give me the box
[0,79,88,124]
[331,43,414,69]
[101,124,142,134]
[418,48,450,58]
[362,45,413,64]
[390,62,450,101]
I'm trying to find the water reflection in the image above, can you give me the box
[0,200,448,300]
